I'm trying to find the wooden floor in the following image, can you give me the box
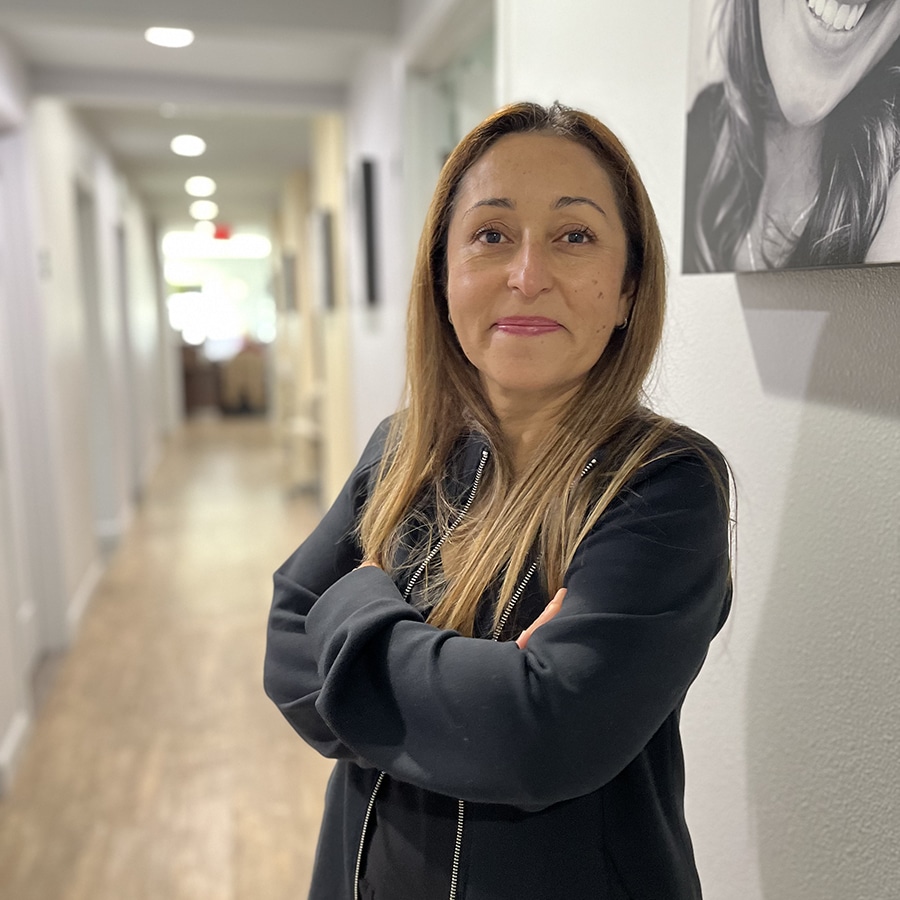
[0,417,335,900]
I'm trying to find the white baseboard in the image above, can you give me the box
[96,499,132,543]
[140,442,162,491]
[66,558,103,638]
[96,501,133,558]
[0,710,31,797]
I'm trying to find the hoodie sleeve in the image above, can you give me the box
[263,419,390,760]
[303,445,732,809]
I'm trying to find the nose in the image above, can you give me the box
[507,239,553,299]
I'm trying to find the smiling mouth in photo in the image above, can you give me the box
[806,0,869,31]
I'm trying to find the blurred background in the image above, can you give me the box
[0,1,898,899]
[0,1,497,896]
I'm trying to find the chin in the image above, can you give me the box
[774,88,838,127]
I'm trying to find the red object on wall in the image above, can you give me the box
[213,223,232,240]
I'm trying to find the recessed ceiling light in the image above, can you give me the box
[190,200,219,220]
[145,27,195,49]
[185,176,217,198]
[194,220,216,237]
[171,134,206,157]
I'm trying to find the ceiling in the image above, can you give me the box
[0,0,401,230]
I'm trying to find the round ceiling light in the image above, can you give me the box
[190,200,219,221]
[185,176,217,198]
[171,134,206,157]
[145,27,195,49]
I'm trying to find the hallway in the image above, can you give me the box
[0,418,333,900]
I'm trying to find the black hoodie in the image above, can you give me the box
[264,418,731,899]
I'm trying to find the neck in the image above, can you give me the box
[739,116,825,268]
[486,383,581,476]
[761,116,824,209]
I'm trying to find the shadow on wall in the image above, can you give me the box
[737,265,900,417]
[737,268,900,899]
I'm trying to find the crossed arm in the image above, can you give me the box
[264,445,731,810]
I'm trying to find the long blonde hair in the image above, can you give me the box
[360,101,684,636]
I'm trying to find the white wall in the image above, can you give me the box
[31,99,107,622]
[497,2,900,898]
[85,150,133,548]
[345,48,409,454]
[0,34,25,132]
[121,187,166,491]
[0,180,31,792]
[0,63,168,792]
[27,97,167,602]
[344,3,496,457]
[0,40,59,792]
[311,113,357,503]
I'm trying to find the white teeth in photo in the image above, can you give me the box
[807,0,868,31]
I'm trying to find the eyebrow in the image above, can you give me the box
[463,195,608,218]
[555,196,608,218]
[464,197,515,216]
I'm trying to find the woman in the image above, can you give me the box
[265,101,733,899]
[684,0,900,272]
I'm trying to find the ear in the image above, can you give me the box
[616,281,635,327]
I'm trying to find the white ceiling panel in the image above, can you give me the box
[0,0,400,228]
[4,21,381,85]
[0,0,399,37]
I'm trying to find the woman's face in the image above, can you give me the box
[445,133,632,411]
[758,0,900,126]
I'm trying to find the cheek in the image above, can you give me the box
[445,269,466,320]
[578,281,618,331]
[447,266,492,322]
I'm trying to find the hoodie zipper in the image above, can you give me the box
[402,448,490,601]
[447,552,541,899]
[353,450,598,900]
[449,455,597,900]
[353,449,489,900]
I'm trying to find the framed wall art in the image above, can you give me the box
[683,0,900,273]
[361,159,379,307]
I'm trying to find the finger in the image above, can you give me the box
[529,590,564,629]
[516,588,567,649]
[515,612,547,650]
[546,587,566,611]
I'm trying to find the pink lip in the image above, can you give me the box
[494,316,562,335]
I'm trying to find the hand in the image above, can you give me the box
[516,588,566,650]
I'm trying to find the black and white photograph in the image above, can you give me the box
[684,0,900,272]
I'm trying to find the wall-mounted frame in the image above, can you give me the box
[361,159,379,307]
[683,0,900,273]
